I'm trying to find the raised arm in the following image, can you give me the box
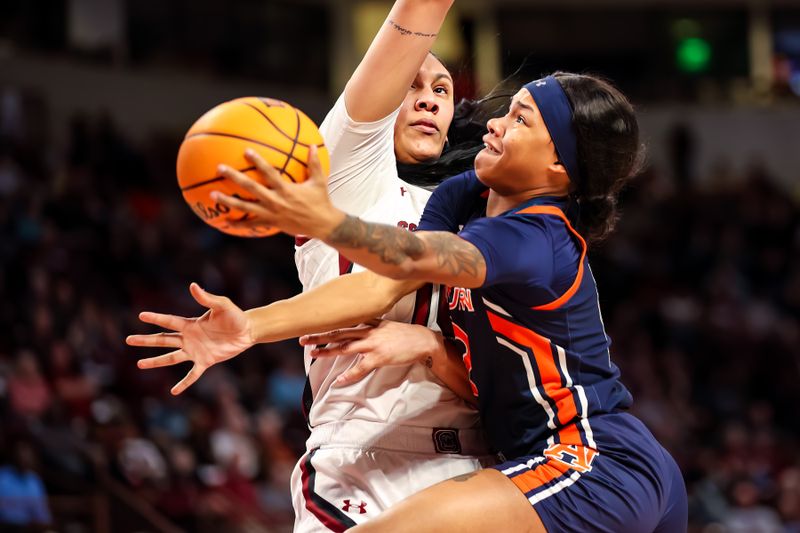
[127,270,421,395]
[345,0,454,122]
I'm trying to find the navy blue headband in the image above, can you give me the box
[523,76,582,188]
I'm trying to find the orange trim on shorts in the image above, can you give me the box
[510,457,572,493]
[487,312,579,427]
[515,205,587,311]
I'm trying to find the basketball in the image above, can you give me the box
[176,97,330,237]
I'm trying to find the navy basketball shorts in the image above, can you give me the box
[492,412,687,533]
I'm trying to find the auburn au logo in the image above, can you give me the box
[342,499,368,514]
[543,443,598,473]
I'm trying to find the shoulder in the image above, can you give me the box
[464,211,550,241]
[426,170,486,213]
[321,93,401,137]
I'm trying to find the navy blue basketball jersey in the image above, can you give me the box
[419,171,633,459]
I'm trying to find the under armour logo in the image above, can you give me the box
[342,499,368,514]
[535,80,547,87]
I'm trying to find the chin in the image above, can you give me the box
[474,154,498,183]
[408,146,443,163]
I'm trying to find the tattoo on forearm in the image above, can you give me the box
[425,233,483,277]
[328,215,425,266]
[424,356,433,369]
[452,472,478,483]
[387,18,437,38]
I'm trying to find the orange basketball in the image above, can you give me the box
[176,97,330,237]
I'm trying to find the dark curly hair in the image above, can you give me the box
[553,72,645,243]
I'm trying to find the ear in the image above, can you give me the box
[548,159,569,177]
[547,159,571,191]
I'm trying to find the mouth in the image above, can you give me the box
[481,135,501,155]
[410,119,439,135]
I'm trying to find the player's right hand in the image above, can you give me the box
[126,282,254,395]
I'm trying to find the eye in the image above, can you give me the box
[434,86,449,95]
[515,115,526,125]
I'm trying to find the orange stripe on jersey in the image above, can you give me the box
[487,311,579,427]
[515,205,587,311]
[557,422,584,447]
[510,457,571,494]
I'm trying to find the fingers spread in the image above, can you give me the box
[300,325,373,346]
[307,145,328,187]
[333,357,376,387]
[218,163,275,196]
[138,312,188,332]
[171,365,205,396]
[210,191,271,218]
[137,349,188,369]
[127,332,183,349]
[244,149,285,190]
[311,338,372,359]
[189,282,229,311]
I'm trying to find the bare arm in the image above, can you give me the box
[247,271,423,343]
[345,0,454,122]
[127,271,421,395]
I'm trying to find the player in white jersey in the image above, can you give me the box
[287,33,486,533]
[127,1,493,530]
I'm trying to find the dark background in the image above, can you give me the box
[1,1,799,531]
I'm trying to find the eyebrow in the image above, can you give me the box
[510,98,536,114]
[432,72,454,84]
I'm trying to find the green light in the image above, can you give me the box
[677,37,711,73]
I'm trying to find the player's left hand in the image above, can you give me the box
[299,319,443,387]
[211,146,345,238]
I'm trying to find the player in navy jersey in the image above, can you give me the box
[209,71,688,532]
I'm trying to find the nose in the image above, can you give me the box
[487,117,503,136]
[414,89,439,114]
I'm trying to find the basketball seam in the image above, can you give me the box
[182,132,309,170]
[179,165,257,192]
[279,108,302,181]
[243,102,321,150]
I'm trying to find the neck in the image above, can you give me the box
[486,184,567,217]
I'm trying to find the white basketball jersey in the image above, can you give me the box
[294,94,479,431]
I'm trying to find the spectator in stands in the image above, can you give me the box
[0,438,52,530]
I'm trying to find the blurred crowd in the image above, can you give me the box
[1,90,309,532]
[0,89,799,532]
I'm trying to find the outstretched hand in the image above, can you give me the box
[299,320,441,387]
[126,283,255,395]
[212,146,345,239]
